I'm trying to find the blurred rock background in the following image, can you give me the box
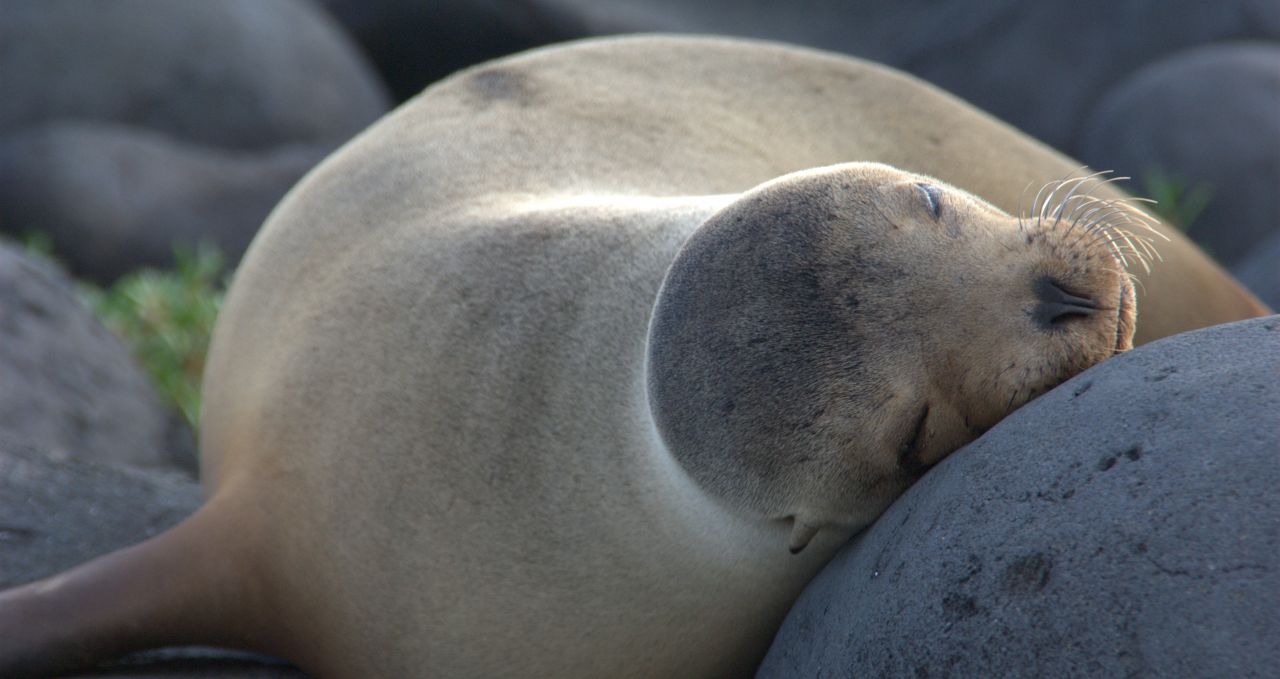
[0,1,1275,676]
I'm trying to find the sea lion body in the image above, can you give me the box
[205,192,829,677]
[0,35,1266,678]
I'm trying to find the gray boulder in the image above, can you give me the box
[0,243,191,469]
[760,316,1280,678]
[1079,43,1280,266]
[0,440,304,677]
[0,0,388,151]
[0,122,330,282]
[1235,231,1280,310]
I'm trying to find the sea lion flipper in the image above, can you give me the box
[0,495,266,676]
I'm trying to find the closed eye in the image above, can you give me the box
[915,183,943,219]
[897,404,932,479]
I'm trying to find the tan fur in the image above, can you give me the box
[0,35,1262,679]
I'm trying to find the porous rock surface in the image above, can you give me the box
[760,316,1280,678]
[0,243,190,469]
[1078,43,1280,266]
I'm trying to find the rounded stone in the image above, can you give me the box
[1234,231,1280,311]
[0,122,330,282]
[0,243,191,469]
[1078,43,1280,266]
[0,0,389,151]
[760,316,1280,678]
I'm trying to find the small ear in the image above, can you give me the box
[788,520,820,555]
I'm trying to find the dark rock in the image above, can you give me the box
[0,439,200,589]
[0,0,389,151]
[0,243,192,470]
[1079,43,1280,266]
[0,439,303,677]
[318,0,589,101]
[1235,231,1280,310]
[760,316,1280,678]
[0,122,330,282]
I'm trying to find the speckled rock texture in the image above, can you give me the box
[1079,43,1280,267]
[0,243,191,470]
[759,316,1280,679]
[0,439,305,677]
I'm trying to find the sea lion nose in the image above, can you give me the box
[1033,276,1097,329]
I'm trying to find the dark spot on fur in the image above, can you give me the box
[468,67,533,106]
[1124,444,1144,461]
[1098,455,1117,471]
[1146,366,1178,382]
[1002,553,1053,594]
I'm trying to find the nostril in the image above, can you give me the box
[1033,276,1097,328]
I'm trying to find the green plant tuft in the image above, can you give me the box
[80,244,228,431]
[1141,167,1213,234]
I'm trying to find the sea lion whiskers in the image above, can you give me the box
[1017,180,1036,235]
[1061,175,1132,237]
[1072,198,1165,273]
[1049,170,1114,223]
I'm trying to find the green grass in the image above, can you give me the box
[1141,167,1213,234]
[79,245,228,431]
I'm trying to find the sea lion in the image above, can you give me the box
[0,35,1264,678]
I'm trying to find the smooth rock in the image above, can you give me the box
[1234,231,1280,310]
[760,316,1280,679]
[1079,43,1280,266]
[0,122,330,282]
[0,0,389,151]
[0,244,191,470]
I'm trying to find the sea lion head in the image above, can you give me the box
[647,163,1145,546]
